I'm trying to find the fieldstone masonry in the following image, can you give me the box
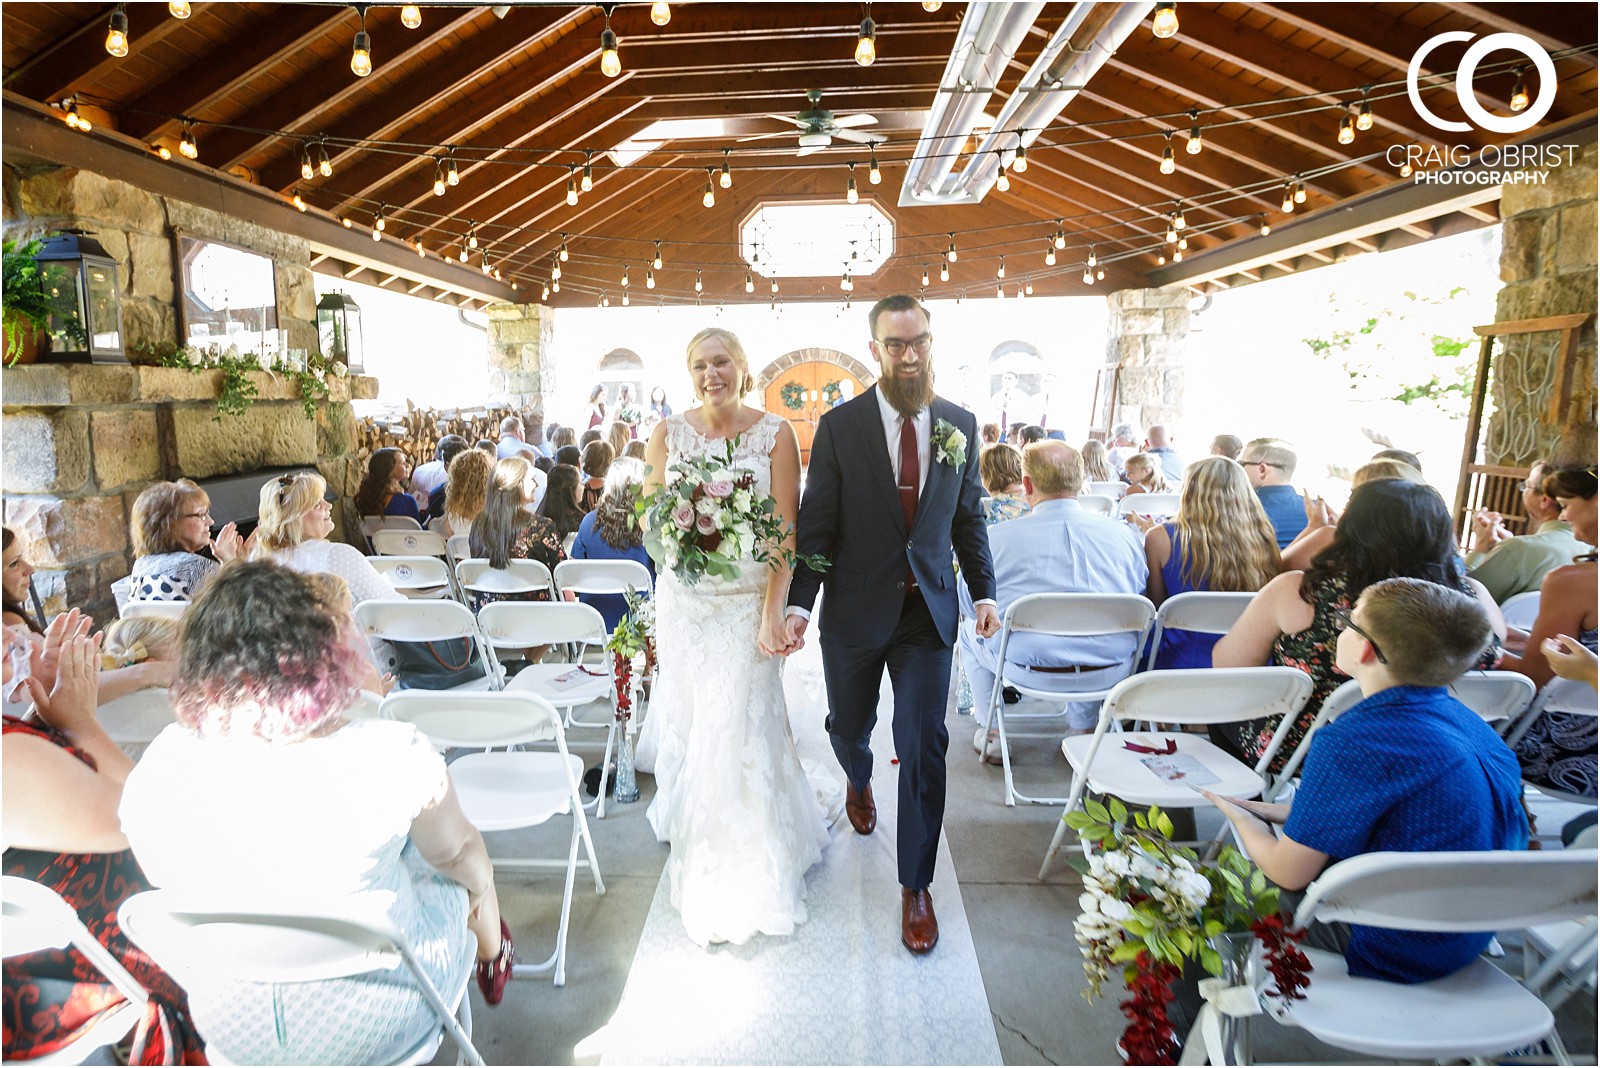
[485,302,555,419]
[1489,140,1598,465]
[1098,286,1191,434]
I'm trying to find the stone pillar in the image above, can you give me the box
[485,303,554,435]
[1487,141,1598,466]
[1098,286,1191,434]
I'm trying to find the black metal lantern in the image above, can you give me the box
[34,230,126,364]
[316,290,364,373]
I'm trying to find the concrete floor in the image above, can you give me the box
[452,685,1598,1067]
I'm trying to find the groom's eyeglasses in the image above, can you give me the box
[876,334,933,357]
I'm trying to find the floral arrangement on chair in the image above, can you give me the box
[1068,801,1311,1066]
[605,586,655,723]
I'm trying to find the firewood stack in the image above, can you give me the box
[352,404,528,469]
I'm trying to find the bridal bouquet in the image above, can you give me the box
[637,436,828,586]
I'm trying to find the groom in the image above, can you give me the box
[786,294,999,954]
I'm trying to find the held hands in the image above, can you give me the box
[973,603,1001,639]
[760,609,796,658]
[783,613,809,654]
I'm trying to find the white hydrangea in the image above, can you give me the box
[695,496,719,516]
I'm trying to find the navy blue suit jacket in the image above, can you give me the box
[789,387,996,647]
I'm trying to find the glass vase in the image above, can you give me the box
[613,725,640,804]
[955,668,973,714]
[1207,930,1262,1064]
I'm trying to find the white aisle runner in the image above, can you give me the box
[597,636,1002,1066]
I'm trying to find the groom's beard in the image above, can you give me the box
[879,365,935,417]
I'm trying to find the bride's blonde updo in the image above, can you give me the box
[686,327,754,398]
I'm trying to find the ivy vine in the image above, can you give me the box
[137,342,341,422]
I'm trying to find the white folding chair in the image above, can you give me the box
[1182,850,1598,1066]
[1502,590,1542,632]
[1116,491,1180,518]
[119,600,188,621]
[372,528,450,560]
[552,559,653,601]
[1264,678,1366,799]
[1087,480,1127,500]
[1076,493,1115,516]
[426,516,450,534]
[980,593,1155,806]
[118,889,483,1066]
[1448,670,1539,726]
[446,533,471,570]
[110,575,136,614]
[1503,674,1600,808]
[456,559,555,607]
[367,555,455,600]
[1144,591,1256,671]
[362,514,423,538]
[381,691,604,987]
[3,876,150,1065]
[1040,667,1312,877]
[353,599,498,692]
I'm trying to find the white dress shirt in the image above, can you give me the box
[875,388,929,498]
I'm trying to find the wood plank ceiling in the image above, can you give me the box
[3,2,1595,309]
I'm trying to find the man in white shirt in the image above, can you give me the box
[409,434,466,501]
[495,416,546,508]
[959,440,1149,751]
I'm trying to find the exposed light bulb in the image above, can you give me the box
[432,161,446,196]
[168,1,191,17]
[1173,206,1186,230]
[1157,253,1166,265]
[1509,68,1529,112]
[581,152,594,192]
[646,269,656,289]
[301,147,315,181]
[1172,247,1183,262]
[922,1,941,9]
[559,237,569,261]
[566,166,579,205]
[996,256,1005,279]
[1082,267,1094,284]
[703,169,716,208]
[745,271,755,293]
[855,16,876,65]
[939,262,949,282]
[460,245,469,263]
[153,143,171,160]
[1166,218,1178,243]
[995,166,1010,192]
[1259,217,1271,236]
[947,234,958,262]
[996,285,1005,299]
[1087,245,1097,267]
[1178,236,1188,250]
[1294,180,1306,204]
[868,146,881,184]
[621,265,630,287]
[1096,267,1105,280]
[551,279,560,292]
[542,283,552,300]
[551,260,560,279]
[1281,184,1295,212]
[1337,110,1355,145]
[351,30,373,77]
[416,240,426,257]
[341,216,353,229]
[1151,1,1178,39]
[651,2,671,25]
[1025,281,1034,295]
[600,27,621,78]
[318,141,333,177]
[1186,110,1202,154]
[621,291,629,306]
[694,270,703,293]
[720,150,733,189]
[1013,136,1028,173]
[1044,245,1056,267]
[1053,226,1066,250]
[401,4,421,29]
[920,266,930,286]
[846,163,859,204]
[1160,134,1176,175]
[653,241,663,269]
[105,8,129,57]
[292,192,307,212]
[770,278,779,294]
[446,152,459,185]
[1399,157,1413,178]
[64,102,90,132]
[467,225,478,249]
[178,122,197,158]
[1356,94,1374,131]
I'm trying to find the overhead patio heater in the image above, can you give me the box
[34,230,125,364]
[316,290,364,373]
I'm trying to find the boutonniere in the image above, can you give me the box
[932,418,967,467]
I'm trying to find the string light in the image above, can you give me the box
[317,139,333,177]
[1157,253,1166,265]
[600,12,621,78]
[1151,1,1178,39]
[559,235,570,261]
[400,4,421,29]
[1509,67,1529,112]
[467,223,478,249]
[653,240,664,269]
[855,9,876,66]
[745,271,755,294]
[351,6,373,77]
[1025,280,1034,295]
[995,156,1011,192]
[1337,108,1355,145]
[703,168,716,208]
[1356,89,1374,131]
[371,205,385,241]
[415,239,425,256]
[1044,243,1056,266]
[1053,222,1067,250]
[105,6,129,57]
[432,158,447,196]
[445,149,458,186]
[1178,235,1188,250]
[646,268,656,289]
[551,278,560,293]
[719,149,733,189]
[1172,247,1184,262]
[178,121,197,158]
[550,258,561,279]
[1398,152,1413,178]
[1087,245,1097,268]
[1185,109,1202,154]
[1259,215,1271,236]
[920,265,930,286]
[947,233,958,262]
[1166,215,1178,242]
[996,256,1005,279]
[1082,265,1094,284]
[622,290,629,306]
[581,149,594,192]
[1294,179,1307,203]
[651,2,671,25]
[868,144,882,184]
[846,162,859,204]
[694,271,705,293]
[996,284,1005,299]
[1013,132,1028,173]
[601,293,610,308]
[922,1,941,9]
[292,191,307,212]
[621,265,630,287]
[168,1,191,17]
[341,216,353,229]
[939,261,949,282]
[542,282,552,300]
[62,98,90,131]
[566,166,579,205]
[459,243,469,263]
[1096,266,1105,280]
[1173,204,1186,230]
[152,143,171,160]
[1159,132,1176,175]
[1281,182,1295,213]
[301,145,316,181]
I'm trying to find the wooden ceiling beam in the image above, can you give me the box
[10,3,189,103]
[639,89,939,123]
[203,5,484,171]
[615,60,952,103]
[253,6,584,192]
[119,5,349,142]
[1456,3,1598,64]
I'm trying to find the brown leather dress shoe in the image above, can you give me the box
[901,888,938,954]
[845,782,876,835]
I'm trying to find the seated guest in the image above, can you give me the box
[411,435,467,501]
[570,458,655,630]
[474,438,497,456]
[580,441,614,513]
[426,439,473,519]
[607,420,632,462]
[1017,424,1047,446]
[979,443,1031,525]
[1121,452,1170,495]
[1006,421,1028,446]
[356,447,422,523]
[3,627,204,1063]
[1281,458,1426,571]
[579,428,603,448]
[1372,447,1422,471]
[1080,439,1118,484]
[468,457,565,609]
[1144,425,1184,483]
[1213,479,1503,773]
[1210,434,1243,461]
[551,425,578,453]
[1105,423,1140,477]
[539,421,561,458]
[958,442,1148,756]
[100,615,180,673]
[1496,466,1597,800]
[253,471,398,605]
[979,422,1001,447]
[129,477,246,600]
[555,444,583,469]
[496,415,539,461]
[623,439,647,461]
[1467,459,1586,603]
[1239,438,1305,549]
[118,563,514,1065]
[1203,577,1525,982]
[537,464,586,543]
[438,445,494,537]
[1140,457,1281,668]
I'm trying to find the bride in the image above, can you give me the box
[634,326,829,947]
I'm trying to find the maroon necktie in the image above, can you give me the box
[898,415,918,529]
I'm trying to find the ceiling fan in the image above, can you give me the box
[747,90,886,156]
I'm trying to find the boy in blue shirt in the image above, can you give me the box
[1203,577,1528,982]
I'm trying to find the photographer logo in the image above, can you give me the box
[1407,31,1556,134]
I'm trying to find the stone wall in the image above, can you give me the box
[1487,141,1598,466]
[2,164,320,357]
[2,363,377,621]
[1097,286,1191,434]
[485,303,554,438]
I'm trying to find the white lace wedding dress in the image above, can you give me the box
[634,412,831,947]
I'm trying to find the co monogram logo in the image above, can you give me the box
[1407,32,1556,134]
